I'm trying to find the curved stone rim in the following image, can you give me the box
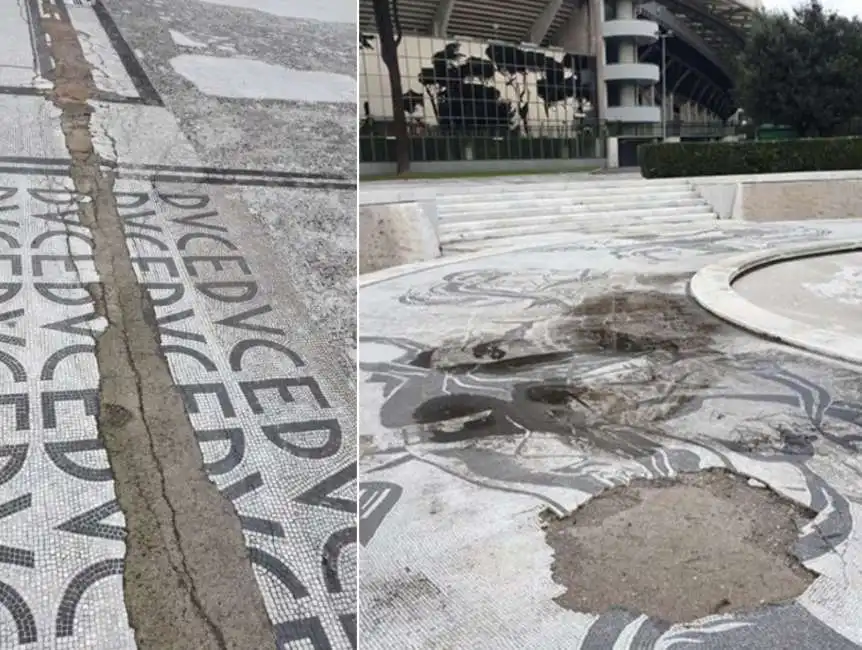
[689,239,862,366]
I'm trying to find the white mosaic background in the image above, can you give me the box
[0,175,133,648]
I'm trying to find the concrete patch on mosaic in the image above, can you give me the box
[170,55,356,104]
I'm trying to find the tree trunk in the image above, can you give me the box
[373,0,410,175]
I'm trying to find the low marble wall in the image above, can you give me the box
[693,171,862,221]
[692,181,739,219]
[742,179,862,221]
[359,201,441,274]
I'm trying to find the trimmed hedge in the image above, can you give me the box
[638,136,862,178]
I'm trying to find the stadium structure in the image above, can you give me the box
[359,0,763,151]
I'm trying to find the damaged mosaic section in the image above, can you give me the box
[544,469,817,623]
[359,225,862,649]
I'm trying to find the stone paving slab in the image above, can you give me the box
[359,221,862,649]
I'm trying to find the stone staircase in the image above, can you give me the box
[435,177,718,254]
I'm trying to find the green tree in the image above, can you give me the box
[736,1,862,137]
[372,0,410,174]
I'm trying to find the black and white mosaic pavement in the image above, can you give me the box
[120,179,356,649]
[0,170,357,649]
[0,174,130,647]
[359,221,862,649]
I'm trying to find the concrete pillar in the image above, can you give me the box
[618,42,635,63]
[431,0,457,37]
[528,0,566,45]
[589,0,607,122]
[554,0,591,53]
[615,0,637,123]
[616,0,634,19]
[607,136,619,168]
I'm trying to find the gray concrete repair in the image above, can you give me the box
[43,9,275,649]
[545,469,817,623]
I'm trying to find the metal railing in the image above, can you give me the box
[359,120,607,163]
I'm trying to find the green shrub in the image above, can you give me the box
[638,136,862,178]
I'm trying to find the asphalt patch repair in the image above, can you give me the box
[544,469,817,623]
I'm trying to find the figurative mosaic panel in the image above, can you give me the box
[358,226,862,649]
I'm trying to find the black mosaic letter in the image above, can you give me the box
[155,309,206,343]
[262,419,342,459]
[216,305,284,337]
[196,281,258,304]
[56,559,124,638]
[273,617,331,650]
[179,383,235,418]
[296,463,356,514]
[322,526,356,594]
[44,439,112,482]
[184,255,251,276]
[42,389,99,429]
[162,345,217,373]
[0,582,37,644]
[0,394,29,431]
[241,377,330,413]
[194,427,245,476]
[0,444,28,486]
[142,282,185,307]
[229,338,304,370]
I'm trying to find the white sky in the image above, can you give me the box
[762,0,858,16]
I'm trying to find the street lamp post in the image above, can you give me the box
[659,29,672,140]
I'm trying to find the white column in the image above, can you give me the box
[615,0,636,117]
[616,0,634,19]
[590,0,607,121]
[618,42,636,63]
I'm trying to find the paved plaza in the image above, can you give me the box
[359,220,862,649]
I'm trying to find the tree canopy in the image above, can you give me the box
[736,0,862,137]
